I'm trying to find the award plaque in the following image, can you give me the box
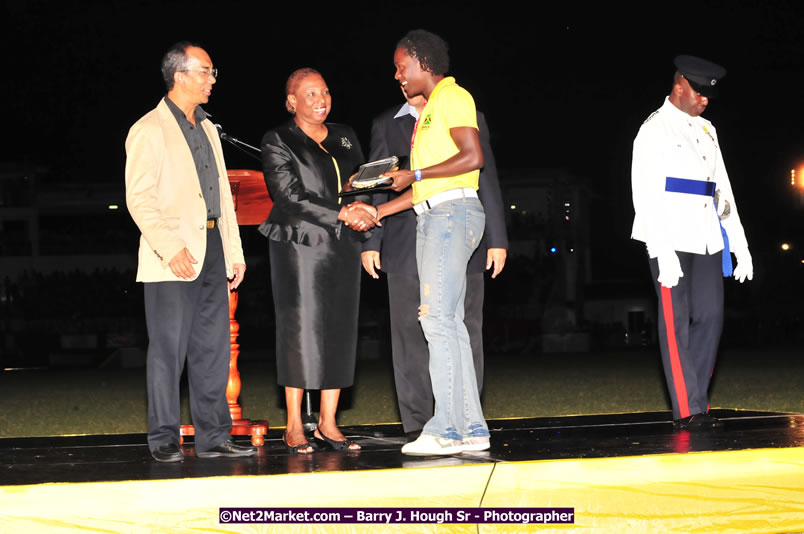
[339,156,398,196]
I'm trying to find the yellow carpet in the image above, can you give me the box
[1,448,802,533]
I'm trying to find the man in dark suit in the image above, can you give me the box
[362,89,508,441]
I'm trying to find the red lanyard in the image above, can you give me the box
[410,114,421,151]
[410,103,425,168]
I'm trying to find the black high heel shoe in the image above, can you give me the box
[282,432,315,455]
[314,430,360,451]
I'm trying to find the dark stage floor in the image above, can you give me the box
[2,409,803,487]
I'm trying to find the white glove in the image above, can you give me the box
[732,249,753,283]
[657,250,683,288]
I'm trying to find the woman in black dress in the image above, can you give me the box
[260,68,378,454]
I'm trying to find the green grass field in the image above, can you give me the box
[1,349,801,438]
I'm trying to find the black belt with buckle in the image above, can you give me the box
[206,219,217,229]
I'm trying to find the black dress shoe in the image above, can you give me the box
[404,430,422,444]
[673,413,723,431]
[151,443,184,463]
[196,439,257,458]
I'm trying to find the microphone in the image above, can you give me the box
[213,123,262,160]
[214,123,231,141]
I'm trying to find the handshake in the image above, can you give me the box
[338,200,381,231]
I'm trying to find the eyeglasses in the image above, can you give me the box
[180,68,218,79]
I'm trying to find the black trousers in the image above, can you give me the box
[387,271,485,433]
[649,251,723,420]
[144,227,232,452]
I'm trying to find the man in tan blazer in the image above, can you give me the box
[125,42,255,462]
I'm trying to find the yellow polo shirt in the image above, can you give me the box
[410,77,479,205]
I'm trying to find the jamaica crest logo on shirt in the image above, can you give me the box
[421,113,433,129]
[340,137,352,149]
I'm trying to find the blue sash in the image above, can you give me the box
[720,227,732,277]
[665,177,715,197]
[665,177,732,277]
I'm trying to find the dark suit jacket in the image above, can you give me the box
[362,106,508,274]
[258,120,364,246]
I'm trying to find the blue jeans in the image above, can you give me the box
[416,197,489,441]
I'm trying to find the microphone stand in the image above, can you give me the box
[217,125,318,434]
[218,131,262,163]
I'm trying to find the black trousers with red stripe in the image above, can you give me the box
[649,251,724,420]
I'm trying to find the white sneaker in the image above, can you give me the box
[461,436,490,452]
[401,434,463,456]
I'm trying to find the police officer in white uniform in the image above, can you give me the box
[631,55,753,430]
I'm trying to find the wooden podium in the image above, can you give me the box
[180,169,272,446]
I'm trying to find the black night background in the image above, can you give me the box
[2,0,803,365]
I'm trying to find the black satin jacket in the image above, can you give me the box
[259,121,364,246]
